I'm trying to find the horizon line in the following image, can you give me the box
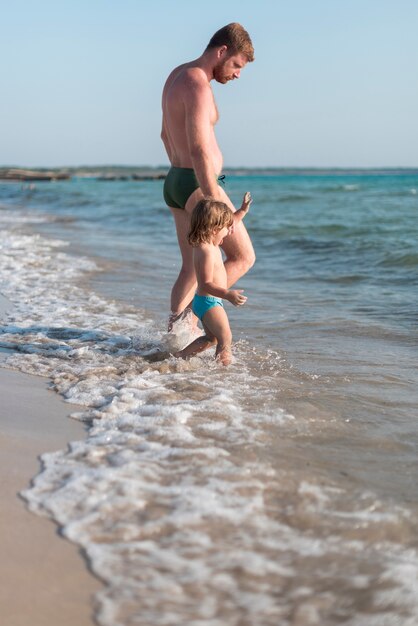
[2,164,418,171]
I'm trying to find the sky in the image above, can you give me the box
[1,0,418,168]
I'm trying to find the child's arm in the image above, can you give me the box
[196,247,247,306]
[233,191,252,224]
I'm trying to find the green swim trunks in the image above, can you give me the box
[163,167,199,209]
[163,167,225,209]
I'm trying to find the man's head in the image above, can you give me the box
[205,23,254,84]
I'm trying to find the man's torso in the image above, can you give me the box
[162,63,223,173]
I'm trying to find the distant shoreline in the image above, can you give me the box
[1,165,418,182]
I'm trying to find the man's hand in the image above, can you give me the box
[226,289,247,306]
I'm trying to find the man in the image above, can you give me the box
[161,23,255,331]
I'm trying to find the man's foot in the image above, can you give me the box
[168,306,198,333]
[168,308,190,332]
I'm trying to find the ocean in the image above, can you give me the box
[1,171,417,625]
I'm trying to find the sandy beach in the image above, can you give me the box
[0,293,101,626]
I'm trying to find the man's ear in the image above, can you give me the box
[217,45,228,59]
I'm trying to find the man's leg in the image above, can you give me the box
[169,184,255,325]
[169,187,207,317]
[215,186,256,287]
[169,206,198,328]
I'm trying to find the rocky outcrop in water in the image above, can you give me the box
[0,168,70,181]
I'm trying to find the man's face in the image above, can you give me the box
[213,51,248,84]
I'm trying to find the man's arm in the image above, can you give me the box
[184,72,222,198]
[160,123,173,162]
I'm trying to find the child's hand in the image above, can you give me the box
[240,191,252,214]
[232,192,252,228]
[226,289,247,306]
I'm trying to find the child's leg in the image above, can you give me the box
[201,306,233,366]
[173,332,216,359]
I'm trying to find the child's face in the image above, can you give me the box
[212,226,229,246]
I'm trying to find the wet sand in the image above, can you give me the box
[0,293,101,626]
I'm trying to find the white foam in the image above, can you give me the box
[2,205,418,625]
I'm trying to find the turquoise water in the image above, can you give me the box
[1,172,418,625]
[4,173,418,328]
[4,173,417,380]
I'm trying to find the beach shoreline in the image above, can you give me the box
[1,172,418,624]
[0,293,101,626]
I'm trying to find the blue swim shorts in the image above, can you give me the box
[192,294,224,321]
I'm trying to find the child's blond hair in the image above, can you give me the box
[188,198,234,246]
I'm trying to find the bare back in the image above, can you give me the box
[161,63,223,174]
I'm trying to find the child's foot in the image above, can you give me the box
[216,346,232,366]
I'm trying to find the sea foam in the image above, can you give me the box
[1,206,418,625]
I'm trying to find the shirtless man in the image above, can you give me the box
[161,23,255,330]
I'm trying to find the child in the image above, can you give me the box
[174,192,252,366]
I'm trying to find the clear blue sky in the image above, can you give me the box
[2,0,417,168]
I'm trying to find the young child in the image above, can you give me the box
[174,192,252,366]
